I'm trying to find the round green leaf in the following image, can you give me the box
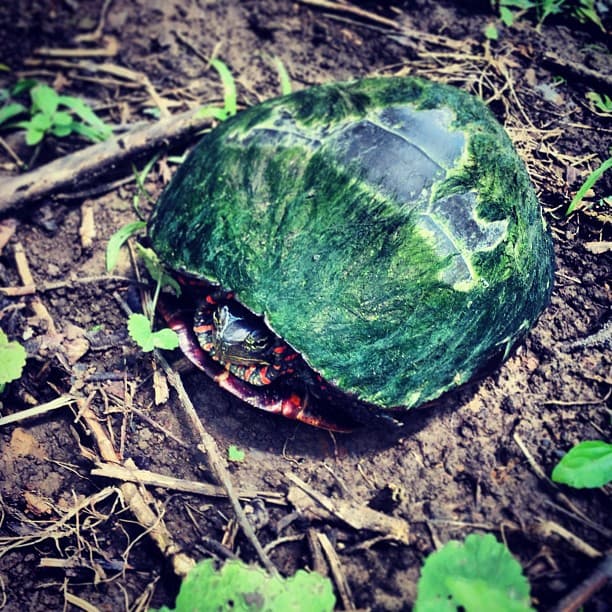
[159,558,335,612]
[551,440,612,489]
[415,533,533,612]
[0,330,27,384]
[127,314,179,352]
[53,110,73,127]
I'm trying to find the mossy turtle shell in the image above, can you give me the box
[149,76,554,411]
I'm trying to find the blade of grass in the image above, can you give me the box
[566,156,612,215]
[210,58,237,117]
[273,57,292,95]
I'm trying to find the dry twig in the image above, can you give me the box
[318,532,356,610]
[552,553,612,612]
[76,396,196,577]
[91,461,286,506]
[155,352,279,575]
[0,107,212,213]
[286,473,410,544]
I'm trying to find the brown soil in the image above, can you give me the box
[0,1,610,611]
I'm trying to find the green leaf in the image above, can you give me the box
[68,120,110,142]
[211,58,237,116]
[24,126,45,146]
[106,220,147,272]
[586,92,612,115]
[31,84,59,115]
[53,110,73,127]
[566,156,612,215]
[273,57,292,95]
[127,313,179,352]
[195,105,231,121]
[0,102,26,127]
[228,445,245,462]
[30,112,52,131]
[551,440,612,489]
[135,244,181,295]
[500,6,515,25]
[415,533,533,612]
[51,123,74,137]
[57,94,112,139]
[30,85,59,117]
[154,558,335,612]
[484,23,499,40]
[0,329,27,385]
[12,78,38,96]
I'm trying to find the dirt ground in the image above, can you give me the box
[0,1,610,610]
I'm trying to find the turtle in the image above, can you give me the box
[148,76,554,431]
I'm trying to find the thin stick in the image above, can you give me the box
[156,352,279,575]
[317,532,356,610]
[91,461,286,505]
[551,553,612,612]
[0,395,76,427]
[76,397,196,577]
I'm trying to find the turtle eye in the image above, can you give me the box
[244,329,272,355]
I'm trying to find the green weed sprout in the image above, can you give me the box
[106,222,179,353]
[586,92,612,116]
[566,155,612,215]
[0,329,27,393]
[197,59,238,121]
[552,440,612,488]
[228,445,245,462]
[415,533,533,612]
[154,558,335,612]
[487,0,606,37]
[0,81,112,145]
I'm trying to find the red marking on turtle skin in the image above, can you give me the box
[257,367,272,385]
[193,323,214,334]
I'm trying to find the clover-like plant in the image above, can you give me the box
[415,533,533,612]
[0,80,112,146]
[154,558,335,612]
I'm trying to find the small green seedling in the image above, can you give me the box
[484,23,500,40]
[586,92,612,116]
[552,440,612,489]
[154,558,335,612]
[197,59,238,121]
[415,533,533,612]
[273,57,293,96]
[0,329,27,393]
[105,220,147,272]
[0,81,112,145]
[228,445,245,462]
[106,221,180,353]
[566,155,612,215]
[127,313,179,352]
[135,244,181,296]
[131,153,160,215]
[489,0,605,34]
[572,0,605,30]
